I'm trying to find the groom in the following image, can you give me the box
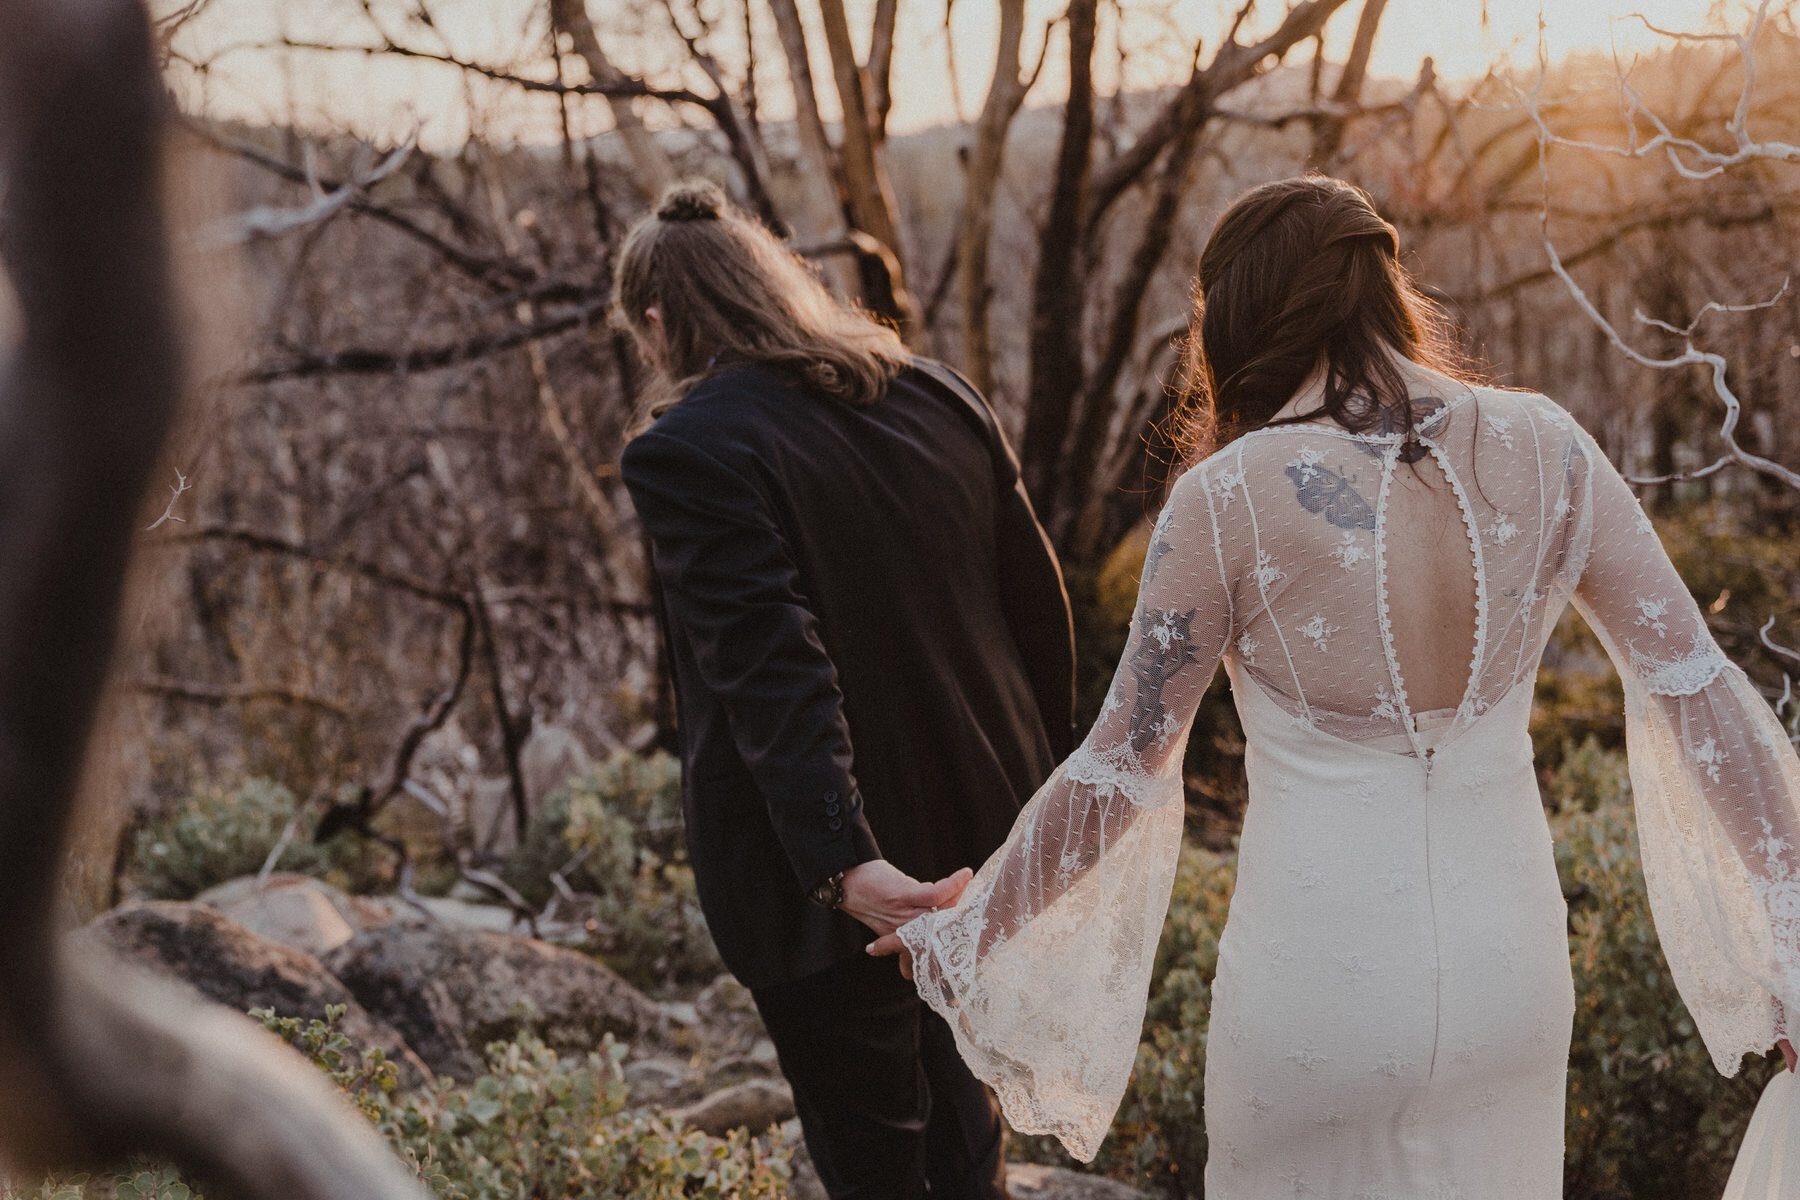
[623,354,1072,1199]
[616,183,1074,1200]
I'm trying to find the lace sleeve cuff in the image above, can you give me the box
[1629,642,1729,697]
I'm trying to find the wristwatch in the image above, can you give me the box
[808,870,846,910]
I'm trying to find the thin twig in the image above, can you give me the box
[145,468,190,530]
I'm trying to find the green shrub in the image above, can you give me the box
[1556,793,1776,1200]
[1543,734,1633,813]
[1,1161,196,1199]
[503,752,722,989]
[1098,845,1236,1194]
[3,1009,793,1200]
[129,777,360,901]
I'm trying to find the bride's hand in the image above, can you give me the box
[1780,1038,1796,1072]
[839,860,972,937]
[866,929,913,979]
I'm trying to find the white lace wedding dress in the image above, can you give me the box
[897,368,1800,1198]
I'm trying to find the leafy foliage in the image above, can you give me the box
[1555,796,1777,1200]
[3,1008,793,1200]
[503,751,722,989]
[127,777,373,901]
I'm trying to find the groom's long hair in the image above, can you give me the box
[612,181,908,417]
[1173,175,1478,464]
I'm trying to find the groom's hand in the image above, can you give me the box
[839,860,972,937]
[1781,1038,1796,1072]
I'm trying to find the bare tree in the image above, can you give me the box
[1018,0,1379,552]
[1525,0,1800,491]
[956,0,1047,396]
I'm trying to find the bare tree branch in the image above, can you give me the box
[238,296,609,383]
[549,0,677,196]
[1525,13,1800,491]
[196,133,416,248]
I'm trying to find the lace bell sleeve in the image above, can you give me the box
[1569,428,1800,1074]
[896,468,1232,1160]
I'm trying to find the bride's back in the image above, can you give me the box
[1180,379,1590,759]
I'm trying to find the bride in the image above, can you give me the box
[870,175,1800,1197]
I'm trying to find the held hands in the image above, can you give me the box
[865,927,914,979]
[847,858,972,981]
[838,858,971,940]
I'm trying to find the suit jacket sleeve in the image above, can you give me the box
[622,428,882,893]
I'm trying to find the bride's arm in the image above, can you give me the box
[875,464,1236,1160]
[1567,423,1800,1075]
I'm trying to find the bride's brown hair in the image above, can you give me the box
[612,180,908,414]
[1172,175,1475,462]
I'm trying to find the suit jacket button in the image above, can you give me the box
[827,816,844,832]
[825,802,841,816]
[824,790,839,804]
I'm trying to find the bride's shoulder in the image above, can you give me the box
[1466,382,1585,432]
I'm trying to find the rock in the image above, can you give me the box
[781,1119,828,1200]
[691,973,768,1058]
[77,900,431,1088]
[662,1000,700,1027]
[468,775,520,857]
[671,1078,796,1136]
[322,921,667,1081]
[193,873,361,958]
[519,723,592,810]
[1005,1164,1147,1200]
[358,893,525,936]
[623,1055,701,1105]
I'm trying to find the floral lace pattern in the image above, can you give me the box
[896,370,1800,1184]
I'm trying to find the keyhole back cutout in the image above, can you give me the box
[1380,451,1480,715]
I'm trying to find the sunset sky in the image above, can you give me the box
[159,0,1761,150]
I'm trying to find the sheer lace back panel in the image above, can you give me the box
[898,362,1800,1160]
[1217,381,1585,756]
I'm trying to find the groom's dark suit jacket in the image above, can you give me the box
[621,359,1074,990]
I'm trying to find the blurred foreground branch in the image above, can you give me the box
[0,0,424,1196]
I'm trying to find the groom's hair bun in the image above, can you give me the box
[656,181,726,223]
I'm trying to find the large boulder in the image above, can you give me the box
[322,921,666,1080]
[1005,1165,1146,1200]
[77,900,431,1088]
[193,873,374,958]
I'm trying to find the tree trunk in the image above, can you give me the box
[1310,0,1390,162]
[815,0,906,272]
[1063,103,1209,558]
[956,0,1033,397]
[550,0,676,199]
[768,0,858,298]
[1020,0,1099,517]
[1018,0,1361,558]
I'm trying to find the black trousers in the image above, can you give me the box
[751,950,1008,1200]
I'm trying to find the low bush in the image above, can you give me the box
[503,752,722,989]
[127,777,374,901]
[1555,798,1776,1200]
[3,1008,793,1200]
